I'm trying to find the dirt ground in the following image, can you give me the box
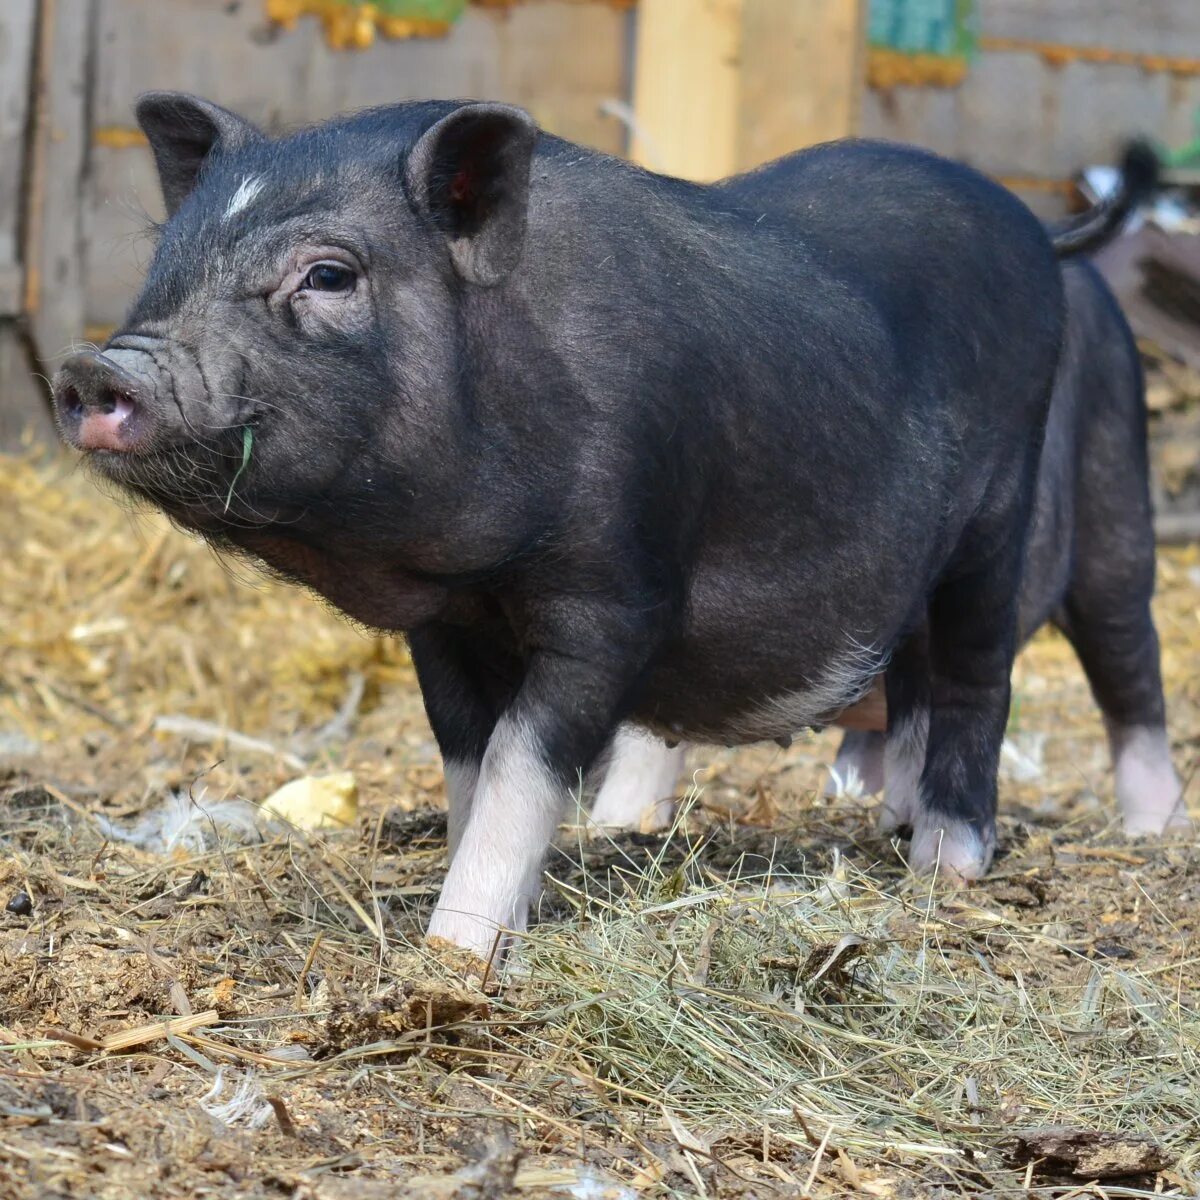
[1,447,1199,1200]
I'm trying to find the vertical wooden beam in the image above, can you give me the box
[737,0,866,171]
[629,0,742,181]
[0,0,56,449]
[0,0,38,316]
[631,0,867,182]
[24,0,93,369]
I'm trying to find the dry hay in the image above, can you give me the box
[1,447,1199,1200]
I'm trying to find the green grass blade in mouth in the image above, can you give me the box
[224,426,254,514]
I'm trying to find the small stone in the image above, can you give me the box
[6,891,33,917]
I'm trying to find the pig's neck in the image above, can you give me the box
[230,530,455,631]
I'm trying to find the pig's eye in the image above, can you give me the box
[302,263,355,293]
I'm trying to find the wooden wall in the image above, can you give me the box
[1,0,633,446]
[630,0,865,182]
[862,0,1200,216]
[86,0,631,330]
[6,0,1200,446]
[0,0,55,447]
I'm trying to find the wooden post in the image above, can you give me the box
[631,0,867,182]
[0,0,56,449]
[24,0,93,373]
[0,0,37,319]
[0,0,94,449]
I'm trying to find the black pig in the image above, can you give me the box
[53,95,1152,955]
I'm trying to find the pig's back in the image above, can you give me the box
[696,139,1064,545]
[717,139,1062,372]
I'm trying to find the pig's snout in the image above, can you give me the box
[54,351,151,453]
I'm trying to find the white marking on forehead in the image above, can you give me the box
[224,175,265,221]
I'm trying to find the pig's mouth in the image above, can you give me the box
[90,436,254,527]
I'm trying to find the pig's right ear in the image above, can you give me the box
[135,92,262,218]
[405,103,538,286]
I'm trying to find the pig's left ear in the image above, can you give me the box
[136,92,263,218]
[406,103,538,286]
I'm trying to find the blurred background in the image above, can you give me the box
[3,0,1200,534]
[1,15,1198,1190]
[2,0,1200,532]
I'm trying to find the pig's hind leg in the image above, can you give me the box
[905,544,1027,881]
[1057,326,1187,836]
[1057,542,1185,837]
[589,726,683,832]
[1057,565,1186,834]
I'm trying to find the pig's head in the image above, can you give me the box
[52,93,538,546]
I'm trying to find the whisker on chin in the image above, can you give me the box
[93,437,307,534]
[203,419,266,434]
[212,390,285,416]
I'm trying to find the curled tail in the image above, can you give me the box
[1049,139,1159,258]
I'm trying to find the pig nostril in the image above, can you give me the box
[98,389,135,417]
[61,386,83,418]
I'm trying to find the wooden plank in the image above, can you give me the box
[0,0,37,314]
[862,53,1200,192]
[0,0,57,449]
[89,0,627,144]
[980,0,1200,58]
[25,0,94,369]
[0,324,56,449]
[737,0,866,170]
[0,270,21,318]
[630,0,742,179]
[631,0,866,182]
[861,0,1200,216]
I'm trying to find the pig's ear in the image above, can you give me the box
[406,103,538,286]
[136,92,262,218]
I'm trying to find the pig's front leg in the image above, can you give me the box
[426,637,645,958]
[409,626,520,858]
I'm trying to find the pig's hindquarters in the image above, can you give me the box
[599,263,1186,844]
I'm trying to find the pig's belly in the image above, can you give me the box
[631,632,889,747]
[628,559,900,746]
